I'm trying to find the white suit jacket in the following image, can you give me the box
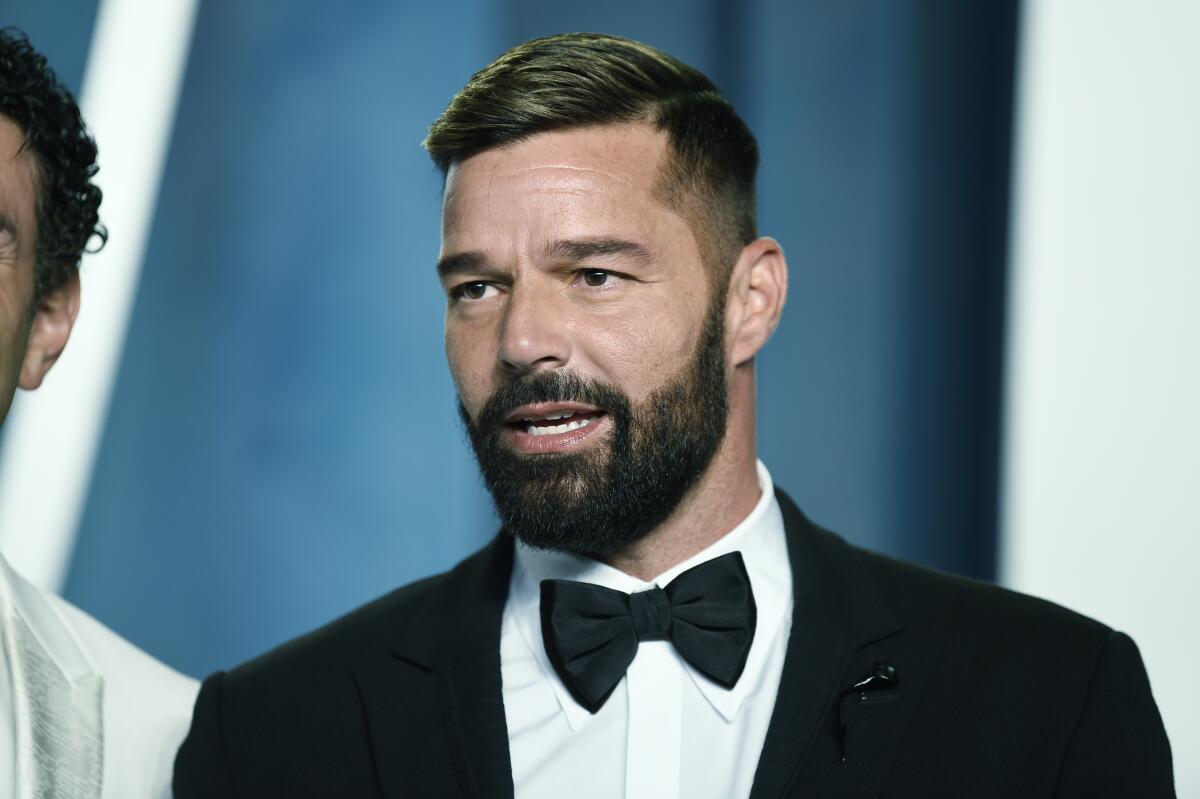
[0,554,198,799]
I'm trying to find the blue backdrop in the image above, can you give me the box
[1,0,1017,678]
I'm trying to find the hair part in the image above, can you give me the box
[0,27,105,299]
[423,33,758,282]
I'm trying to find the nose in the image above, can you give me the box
[497,281,571,375]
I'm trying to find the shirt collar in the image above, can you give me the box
[0,554,96,685]
[506,461,791,730]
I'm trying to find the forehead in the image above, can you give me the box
[441,123,678,245]
[0,115,40,238]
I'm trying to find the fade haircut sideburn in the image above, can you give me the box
[422,32,759,282]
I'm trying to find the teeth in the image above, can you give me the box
[527,416,595,436]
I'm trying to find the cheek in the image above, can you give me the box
[0,282,32,368]
[445,314,505,417]
[444,323,483,401]
[583,297,703,399]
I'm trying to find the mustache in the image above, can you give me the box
[464,371,631,435]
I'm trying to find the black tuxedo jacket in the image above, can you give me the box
[174,491,1174,797]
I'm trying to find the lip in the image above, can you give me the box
[504,401,603,424]
[504,405,609,454]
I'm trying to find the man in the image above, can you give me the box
[175,33,1173,797]
[0,28,197,799]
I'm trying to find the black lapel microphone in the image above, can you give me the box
[837,662,899,764]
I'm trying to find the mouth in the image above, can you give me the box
[503,402,608,452]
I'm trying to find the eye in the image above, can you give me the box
[581,270,610,287]
[452,281,497,301]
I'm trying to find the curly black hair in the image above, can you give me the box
[0,26,105,298]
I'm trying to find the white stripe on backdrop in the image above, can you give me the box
[1002,0,1199,791]
[0,0,199,590]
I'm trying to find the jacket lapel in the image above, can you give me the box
[353,534,515,799]
[353,492,939,799]
[750,491,940,799]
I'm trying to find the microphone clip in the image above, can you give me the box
[837,662,899,764]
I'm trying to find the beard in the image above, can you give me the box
[459,293,730,558]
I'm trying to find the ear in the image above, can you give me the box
[726,237,788,367]
[19,271,81,390]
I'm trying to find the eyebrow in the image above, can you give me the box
[436,250,488,280]
[436,237,654,280]
[544,237,653,265]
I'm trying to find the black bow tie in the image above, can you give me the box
[539,551,757,714]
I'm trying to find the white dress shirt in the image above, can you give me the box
[0,554,198,799]
[502,461,792,799]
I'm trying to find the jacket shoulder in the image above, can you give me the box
[174,564,467,797]
[773,490,1112,651]
[847,542,1173,793]
[773,496,1173,794]
[849,541,1111,648]
[226,568,448,687]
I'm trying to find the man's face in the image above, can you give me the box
[0,115,42,424]
[439,123,731,555]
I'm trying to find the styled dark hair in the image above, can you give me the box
[0,27,105,298]
[423,32,758,278]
